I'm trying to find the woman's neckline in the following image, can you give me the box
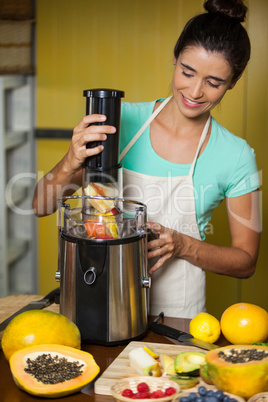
[148,98,212,166]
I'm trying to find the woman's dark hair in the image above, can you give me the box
[174,0,251,83]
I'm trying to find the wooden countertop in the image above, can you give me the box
[0,295,226,402]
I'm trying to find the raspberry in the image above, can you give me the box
[132,391,151,399]
[137,382,150,393]
[165,387,177,396]
[151,390,165,398]
[122,388,134,397]
[132,392,145,399]
[139,392,151,398]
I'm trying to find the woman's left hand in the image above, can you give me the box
[147,221,184,274]
[147,191,260,279]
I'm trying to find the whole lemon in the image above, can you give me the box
[220,302,268,344]
[1,310,81,361]
[189,312,221,344]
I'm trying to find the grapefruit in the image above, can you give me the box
[220,303,268,344]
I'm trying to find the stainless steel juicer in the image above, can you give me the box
[55,89,151,345]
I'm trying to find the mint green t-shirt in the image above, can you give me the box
[120,100,259,240]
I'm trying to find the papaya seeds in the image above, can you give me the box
[9,344,100,398]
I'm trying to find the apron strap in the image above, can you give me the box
[119,96,173,162]
[188,115,211,178]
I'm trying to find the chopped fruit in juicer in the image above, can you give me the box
[84,222,104,238]
[83,182,120,238]
[91,183,106,196]
[84,211,118,240]
[110,207,120,215]
[84,182,118,213]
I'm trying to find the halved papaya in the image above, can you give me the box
[9,344,100,398]
[206,345,268,399]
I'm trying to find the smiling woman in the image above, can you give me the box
[172,47,235,119]
[33,0,261,319]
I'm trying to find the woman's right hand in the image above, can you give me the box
[64,114,116,173]
[32,114,116,217]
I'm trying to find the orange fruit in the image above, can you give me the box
[220,302,268,344]
[189,312,221,344]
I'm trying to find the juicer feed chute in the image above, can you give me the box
[57,195,150,345]
[82,89,124,215]
[83,88,124,182]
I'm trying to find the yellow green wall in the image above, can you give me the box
[35,0,268,318]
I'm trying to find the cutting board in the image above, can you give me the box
[94,341,209,396]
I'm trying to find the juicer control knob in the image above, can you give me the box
[141,276,151,288]
[84,267,97,285]
[55,271,61,282]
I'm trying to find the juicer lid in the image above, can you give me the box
[83,89,125,98]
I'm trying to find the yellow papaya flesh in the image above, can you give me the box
[9,344,100,398]
[206,345,268,399]
[1,310,81,361]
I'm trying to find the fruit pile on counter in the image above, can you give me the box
[121,302,268,401]
[0,302,267,400]
[126,342,268,400]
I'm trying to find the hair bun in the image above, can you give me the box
[204,0,247,22]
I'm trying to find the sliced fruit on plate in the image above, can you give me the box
[174,351,206,376]
[200,363,213,385]
[159,353,175,375]
[129,347,161,377]
[143,345,160,359]
[169,374,199,390]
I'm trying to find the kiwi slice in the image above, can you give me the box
[200,363,214,385]
[169,374,199,389]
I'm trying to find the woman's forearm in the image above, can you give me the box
[32,156,82,217]
[178,233,259,278]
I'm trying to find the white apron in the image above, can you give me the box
[120,97,211,318]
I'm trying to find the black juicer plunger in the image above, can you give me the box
[83,89,125,184]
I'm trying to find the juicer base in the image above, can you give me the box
[80,329,148,347]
